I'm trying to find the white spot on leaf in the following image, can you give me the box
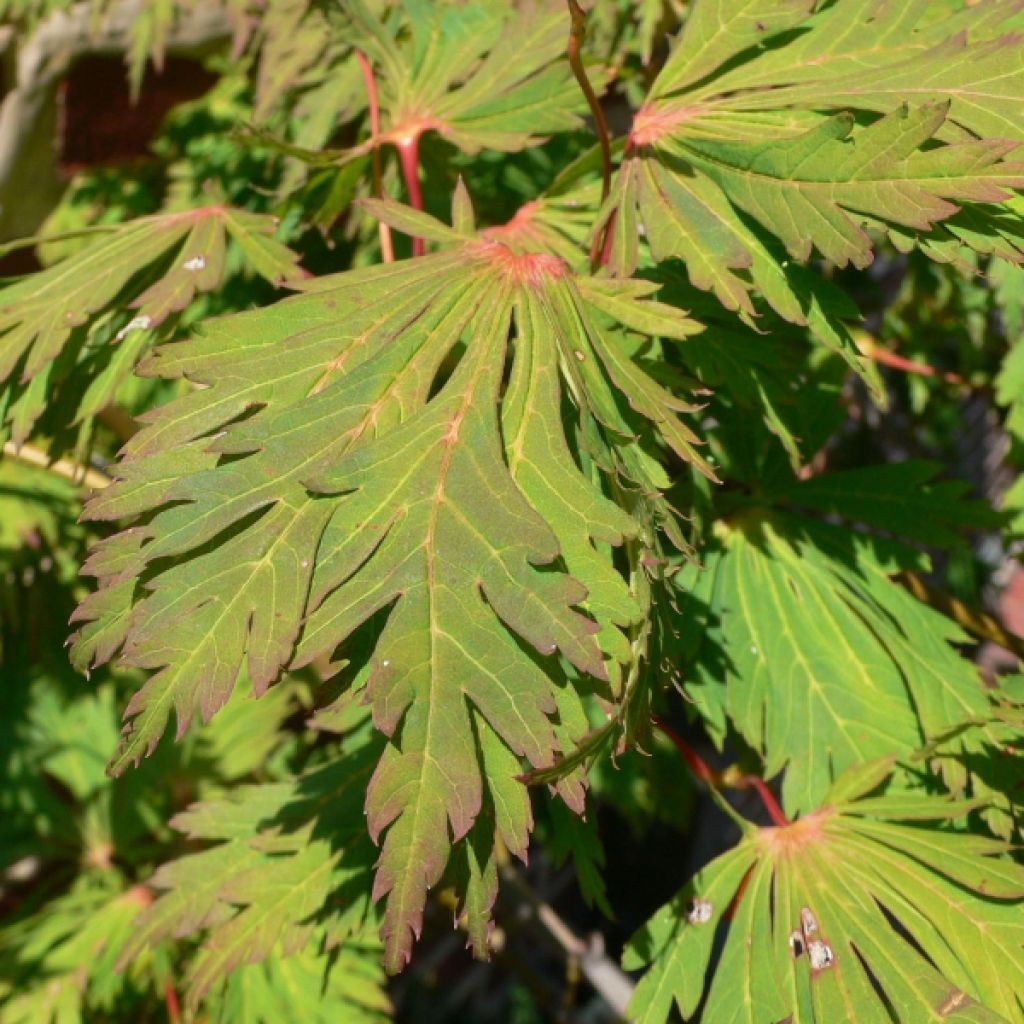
[789,930,805,958]
[800,906,818,936]
[574,350,585,361]
[685,898,713,925]
[808,939,834,971]
[183,255,206,271]
[115,315,152,340]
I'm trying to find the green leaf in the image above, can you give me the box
[695,0,1024,143]
[625,771,1024,1023]
[771,460,998,550]
[73,195,708,970]
[668,104,1023,270]
[683,506,990,813]
[601,0,1024,387]
[117,744,380,1010]
[0,207,305,447]
[349,0,588,155]
[213,942,391,1024]
[654,0,815,96]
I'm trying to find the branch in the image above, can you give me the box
[355,49,393,263]
[499,865,635,1017]
[896,570,1024,662]
[566,0,612,271]
[3,441,111,490]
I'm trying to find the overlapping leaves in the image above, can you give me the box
[116,736,381,1010]
[0,207,304,449]
[71,192,707,969]
[680,464,996,814]
[596,0,1024,383]
[0,663,300,1022]
[213,943,392,1024]
[347,0,587,155]
[625,760,1024,1024]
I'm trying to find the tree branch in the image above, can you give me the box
[3,441,111,489]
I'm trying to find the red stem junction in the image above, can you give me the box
[651,714,790,827]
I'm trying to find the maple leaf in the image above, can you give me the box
[116,743,380,1010]
[256,0,592,182]
[596,0,1024,386]
[0,207,305,448]
[680,469,994,813]
[624,759,1024,1024]
[347,0,587,156]
[212,942,392,1024]
[0,874,153,1023]
[72,189,708,969]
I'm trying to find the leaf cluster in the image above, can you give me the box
[1,1,1023,1021]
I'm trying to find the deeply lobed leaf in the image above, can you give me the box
[0,207,305,449]
[625,762,1024,1023]
[681,492,992,814]
[597,0,1024,392]
[72,196,708,969]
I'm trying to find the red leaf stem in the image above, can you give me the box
[396,133,425,257]
[566,0,612,271]
[355,49,394,263]
[651,715,790,826]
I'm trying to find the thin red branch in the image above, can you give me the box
[164,980,181,1024]
[651,715,790,826]
[650,714,716,785]
[858,335,968,387]
[566,0,612,270]
[733,774,790,829]
[355,49,393,263]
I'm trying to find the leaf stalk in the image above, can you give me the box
[856,332,970,389]
[396,133,425,256]
[356,49,394,263]
[651,714,789,826]
[566,0,612,269]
